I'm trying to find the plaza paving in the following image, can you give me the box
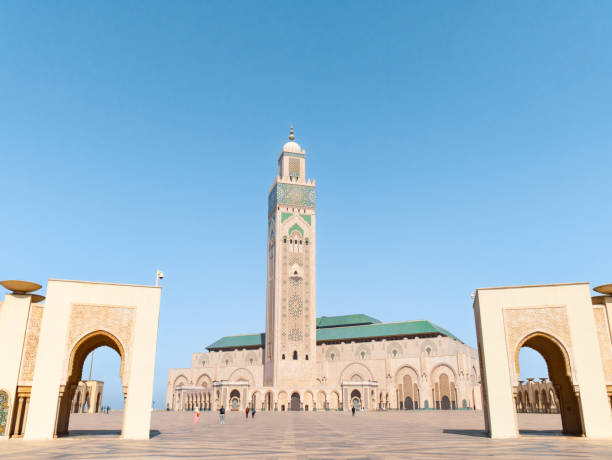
[2,410,611,459]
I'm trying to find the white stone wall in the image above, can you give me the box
[166,335,481,412]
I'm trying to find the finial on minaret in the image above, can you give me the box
[289,125,295,141]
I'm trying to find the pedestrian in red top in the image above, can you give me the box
[245,406,250,419]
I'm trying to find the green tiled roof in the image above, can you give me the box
[206,317,461,351]
[316,314,381,328]
[207,333,264,350]
[315,320,461,343]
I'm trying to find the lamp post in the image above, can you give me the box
[155,270,164,286]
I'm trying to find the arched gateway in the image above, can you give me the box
[290,392,300,411]
[474,282,612,438]
[0,279,161,440]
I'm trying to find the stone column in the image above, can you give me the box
[14,396,25,436]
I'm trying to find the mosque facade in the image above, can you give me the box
[166,130,482,412]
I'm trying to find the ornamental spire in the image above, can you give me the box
[289,125,295,141]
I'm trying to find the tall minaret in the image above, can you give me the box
[264,127,317,387]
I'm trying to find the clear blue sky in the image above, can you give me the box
[2,2,611,410]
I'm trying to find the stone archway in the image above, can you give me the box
[229,389,241,411]
[264,391,274,411]
[517,333,581,434]
[56,330,126,436]
[351,390,361,409]
[16,279,161,441]
[290,392,300,411]
[474,282,612,438]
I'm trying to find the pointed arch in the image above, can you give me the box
[514,331,572,377]
[394,365,419,383]
[228,367,256,385]
[338,362,375,384]
[287,223,304,237]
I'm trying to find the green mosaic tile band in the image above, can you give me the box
[288,223,304,237]
[269,183,316,214]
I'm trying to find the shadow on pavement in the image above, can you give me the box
[519,429,564,437]
[443,429,488,437]
[444,428,566,438]
[67,429,121,437]
[66,429,161,438]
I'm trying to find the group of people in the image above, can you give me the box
[192,405,257,424]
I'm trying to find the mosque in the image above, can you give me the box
[166,129,482,413]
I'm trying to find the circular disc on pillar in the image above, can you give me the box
[594,284,612,295]
[0,280,42,293]
[30,294,46,303]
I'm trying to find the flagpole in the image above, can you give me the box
[89,350,94,381]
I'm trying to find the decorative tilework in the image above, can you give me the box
[300,214,311,225]
[281,212,293,222]
[288,328,303,342]
[288,223,304,237]
[0,390,8,436]
[288,295,303,318]
[268,184,278,213]
[288,253,303,266]
[20,305,43,382]
[289,158,300,178]
[268,183,316,214]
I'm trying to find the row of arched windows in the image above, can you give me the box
[281,351,309,360]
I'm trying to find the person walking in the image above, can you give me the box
[251,407,256,418]
[245,406,250,419]
[219,406,225,424]
[193,408,200,424]
[351,406,356,416]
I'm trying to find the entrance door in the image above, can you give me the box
[404,397,413,410]
[290,393,300,411]
[441,396,451,410]
[350,389,361,410]
[230,389,241,411]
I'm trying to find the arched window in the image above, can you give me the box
[305,354,309,360]
[360,351,366,359]
[330,353,335,361]
[293,350,298,360]
[249,358,254,365]
[392,349,398,358]
[289,231,303,253]
[282,354,285,360]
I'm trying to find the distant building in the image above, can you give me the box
[71,380,104,414]
[515,378,559,413]
[167,129,482,412]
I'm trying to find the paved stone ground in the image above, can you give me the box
[2,410,611,459]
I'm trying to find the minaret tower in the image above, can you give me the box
[264,127,317,387]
